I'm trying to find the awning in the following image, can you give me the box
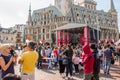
[54,23,101,31]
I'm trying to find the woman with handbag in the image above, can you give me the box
[63,45,73,80]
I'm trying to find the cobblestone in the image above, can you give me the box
[15,62,120,80]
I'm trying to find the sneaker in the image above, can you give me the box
[75,73,79,75]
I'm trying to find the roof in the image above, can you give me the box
[54,23,100,31]
[32,6,63,20]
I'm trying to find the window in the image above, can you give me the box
[6,37,8,40]
[44,21,46,25]
[46,34,49,39]
[43,35,45,40]
[38,35,41,39]
[77,13,79,16]
[44,15,46,19]
[38,29,41,33]
[43,29,45,33]
[94,6,96,10]
[69,18,71,22]
[29,30,31,34]
[85,4,87,8]
[88,5,90,9]
[11,38,13,40]
[91,6,93,10]
[46,28,49,32]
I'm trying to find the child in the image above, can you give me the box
[73,53,80,74]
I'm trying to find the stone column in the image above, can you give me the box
[100,30,102,40]
[107,31,109,40]
[49,26,52,46]
[111,30,114,39]
[103,30,105,40]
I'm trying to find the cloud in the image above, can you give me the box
[0,0,54,28]
[0,0,119,29]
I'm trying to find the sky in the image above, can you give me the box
[0,0,119,31]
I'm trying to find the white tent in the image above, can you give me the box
[115,39,120,45]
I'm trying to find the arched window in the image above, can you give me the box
[85,4,87,8]
[77,13,79,16]
[88,5,90,9]
[11,37,13,40]
[6,37,8,40]
[91,6,93,10]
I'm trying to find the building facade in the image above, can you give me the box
[0,26,22,46]
[14,24,26,43]
[25,0,119,45]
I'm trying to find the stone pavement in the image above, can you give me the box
[99,62,120,80]
[15,62,120,80]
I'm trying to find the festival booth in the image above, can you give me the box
[54,23,100,46]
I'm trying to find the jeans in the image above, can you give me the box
[59,60,65,73]
[104,60,111,74]
[53,57,58,67]
[74,64,79,73]
[65,62,73,77]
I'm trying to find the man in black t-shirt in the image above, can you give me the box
[91,44,100,80]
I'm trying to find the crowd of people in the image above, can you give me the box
[0,41,120,80]
[36,41,120,80]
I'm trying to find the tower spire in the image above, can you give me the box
[111,0,115,10]
[109,0,116,12]
[27,3,33,26]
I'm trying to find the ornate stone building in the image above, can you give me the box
[25,0,119,45]
[0,26,22,46]
[14,24,26,43]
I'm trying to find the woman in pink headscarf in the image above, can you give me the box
[81,44,94,80]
